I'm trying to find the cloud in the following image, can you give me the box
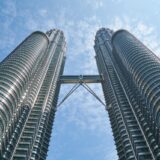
[111,0,122,3]
[0,0,16,19]
[56,83,111,137]
[39,9,48,17]
[53,15,102,74]
[53,83,116,159]
[86,0,104,9]
[0,0,17,57]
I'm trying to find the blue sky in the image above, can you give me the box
[1,0,160,159]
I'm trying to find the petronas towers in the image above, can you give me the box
[0,27,160,160]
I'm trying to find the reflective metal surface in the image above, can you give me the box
[0,29,66,160]
[95,28,160,159]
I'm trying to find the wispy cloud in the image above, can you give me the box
[39,9,48,17]
[86,0,104,9]
[57,84,108,132]
[0,0,17,59]
[111,0,122,3]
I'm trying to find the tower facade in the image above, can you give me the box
[0,29,66,160]
[94,28,160,159]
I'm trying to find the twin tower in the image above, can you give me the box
[0,28,160,160]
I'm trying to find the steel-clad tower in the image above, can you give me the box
[94,28,160,160]
[0,29,66,160]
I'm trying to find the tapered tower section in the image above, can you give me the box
[0,29,66,160]
[94,28,160,160]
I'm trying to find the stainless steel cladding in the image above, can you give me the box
[112,30,160,129]
[0,32,49,136]
[0,29,66,160]
[95,28,160,160]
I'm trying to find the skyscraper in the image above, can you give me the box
[1,27,160,160]
[0,29,66,160]
[94,28,160,159]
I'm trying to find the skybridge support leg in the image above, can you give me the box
[58,75,106,108]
